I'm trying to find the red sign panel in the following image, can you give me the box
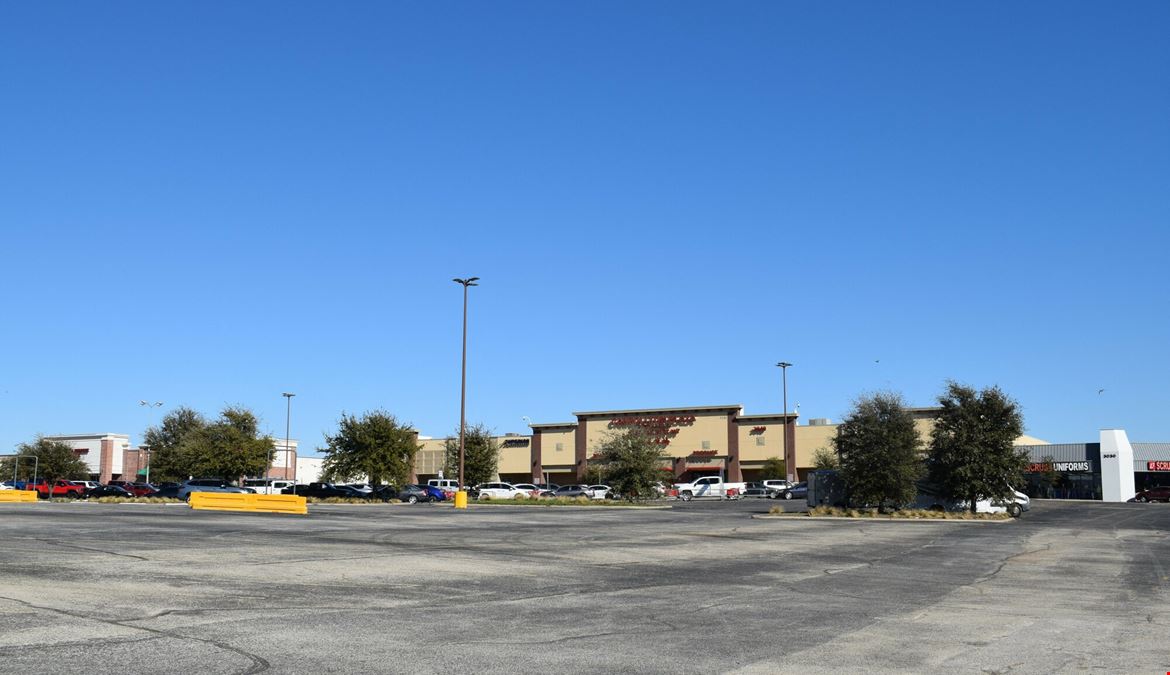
[1148,461,1170,472]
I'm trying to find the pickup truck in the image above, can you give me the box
[673,476,747,501]
[24,479,86,499]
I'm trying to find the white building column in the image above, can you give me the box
[1099,429,1136,502]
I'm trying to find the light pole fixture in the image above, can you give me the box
[283,393,295,486]
[139,400,163,484]
[453,277,479,490]
[776,362,794,483]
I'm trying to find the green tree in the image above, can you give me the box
[184,407,275,480]
[927,382,1027,513]
[759,456,788,480]
[1,436,90,485]
[443,423,499,486]
[833,392,923,510]
[593,427,665,501]
[321,411,420,487]
[1037,454,1059,498]
[812,447,840,470]
[142,407,207,481]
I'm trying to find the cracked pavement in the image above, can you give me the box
[0,500,1167,673]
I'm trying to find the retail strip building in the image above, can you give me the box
[414,404,968,485]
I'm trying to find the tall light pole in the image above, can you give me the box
[776,362,793,483]
[139,401,162,483]
[453,277,479,490]
[283,393,295,486]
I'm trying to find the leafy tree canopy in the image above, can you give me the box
[321,411,420,487]
[142,407,207,481]
[927,382,1026,511]
[443,423,499,487]
[143,406,272,481]
[760,456,788,480]
[593,427,666,501]
[833,391,923,509]
[812,447,840,470]
[1,437,90,483]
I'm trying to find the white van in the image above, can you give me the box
[242,479,296,495]
[427,479,461,495]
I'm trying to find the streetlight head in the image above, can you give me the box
[777,362,793,368]
[283,392,295,398]
[453,276,480,287]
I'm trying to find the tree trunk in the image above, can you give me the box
[970,493,977,514]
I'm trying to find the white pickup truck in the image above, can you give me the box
[674,476,747,501]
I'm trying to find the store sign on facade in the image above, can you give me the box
[1028,461,1091,473]
[1148,461,1170,472]
[608,415,697,447]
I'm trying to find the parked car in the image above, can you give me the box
[739,482,774,499]
[419,485,446,501]
[763,479,793,497]
[475,482,529,499]
[542,484,590,498]
[242,479,296,495]
[778,482,808,500]
[26,479,86,499]
[426,479,461,496]
[533,482,561,493]
[1130,486,1170,503]
[178,479,252,500]
[0,481,14,490]
[512,483,542,497]
[73,481,101,490]
[126,482,159,497]
[674,476,746,501]
[148,486,183,499]
[394,485,432,504]
[84,485,135,499]
[584,485,613,500]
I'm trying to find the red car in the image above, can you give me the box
[124,482,159,496]
[26,479,86,499]
[1131,486,1170,503]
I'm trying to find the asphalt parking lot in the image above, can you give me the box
[1,499,1167,674]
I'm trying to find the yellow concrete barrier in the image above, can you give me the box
[189,492,307,515]
[454,490,468,509]
[0,490,38,503]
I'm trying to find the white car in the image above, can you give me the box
[762,479,793,498]
[0,481,14,491]
[584,485,612,500]
[475,482,528,500]
[74,481,100,490]
[511,483,543,497]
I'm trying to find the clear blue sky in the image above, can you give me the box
[2,1,1167,453]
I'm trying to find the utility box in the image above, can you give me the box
[808,470,848,507]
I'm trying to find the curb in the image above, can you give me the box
[750,514,1014,523]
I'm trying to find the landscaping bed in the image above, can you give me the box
[769,505,1012,520]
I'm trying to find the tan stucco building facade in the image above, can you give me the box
[412,404,974,485]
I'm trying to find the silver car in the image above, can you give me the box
[178,479,253,500]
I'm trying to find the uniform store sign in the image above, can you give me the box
[1028,461,1091,473]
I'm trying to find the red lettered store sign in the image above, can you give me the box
[1147,461,1170,472]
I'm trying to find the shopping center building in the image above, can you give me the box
[413,403,1029,485]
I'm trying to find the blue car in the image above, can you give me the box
[779,482,808,500]
[419,485,446,502]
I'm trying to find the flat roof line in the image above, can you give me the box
[573,404,743,417]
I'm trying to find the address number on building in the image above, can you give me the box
[1148,461,1170,472]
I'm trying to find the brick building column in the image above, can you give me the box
[726,412,741,482]
[99,439,114,484]
[575,418,588,482]
[531,431,543,482]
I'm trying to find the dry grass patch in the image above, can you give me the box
[770,505,1010,520]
